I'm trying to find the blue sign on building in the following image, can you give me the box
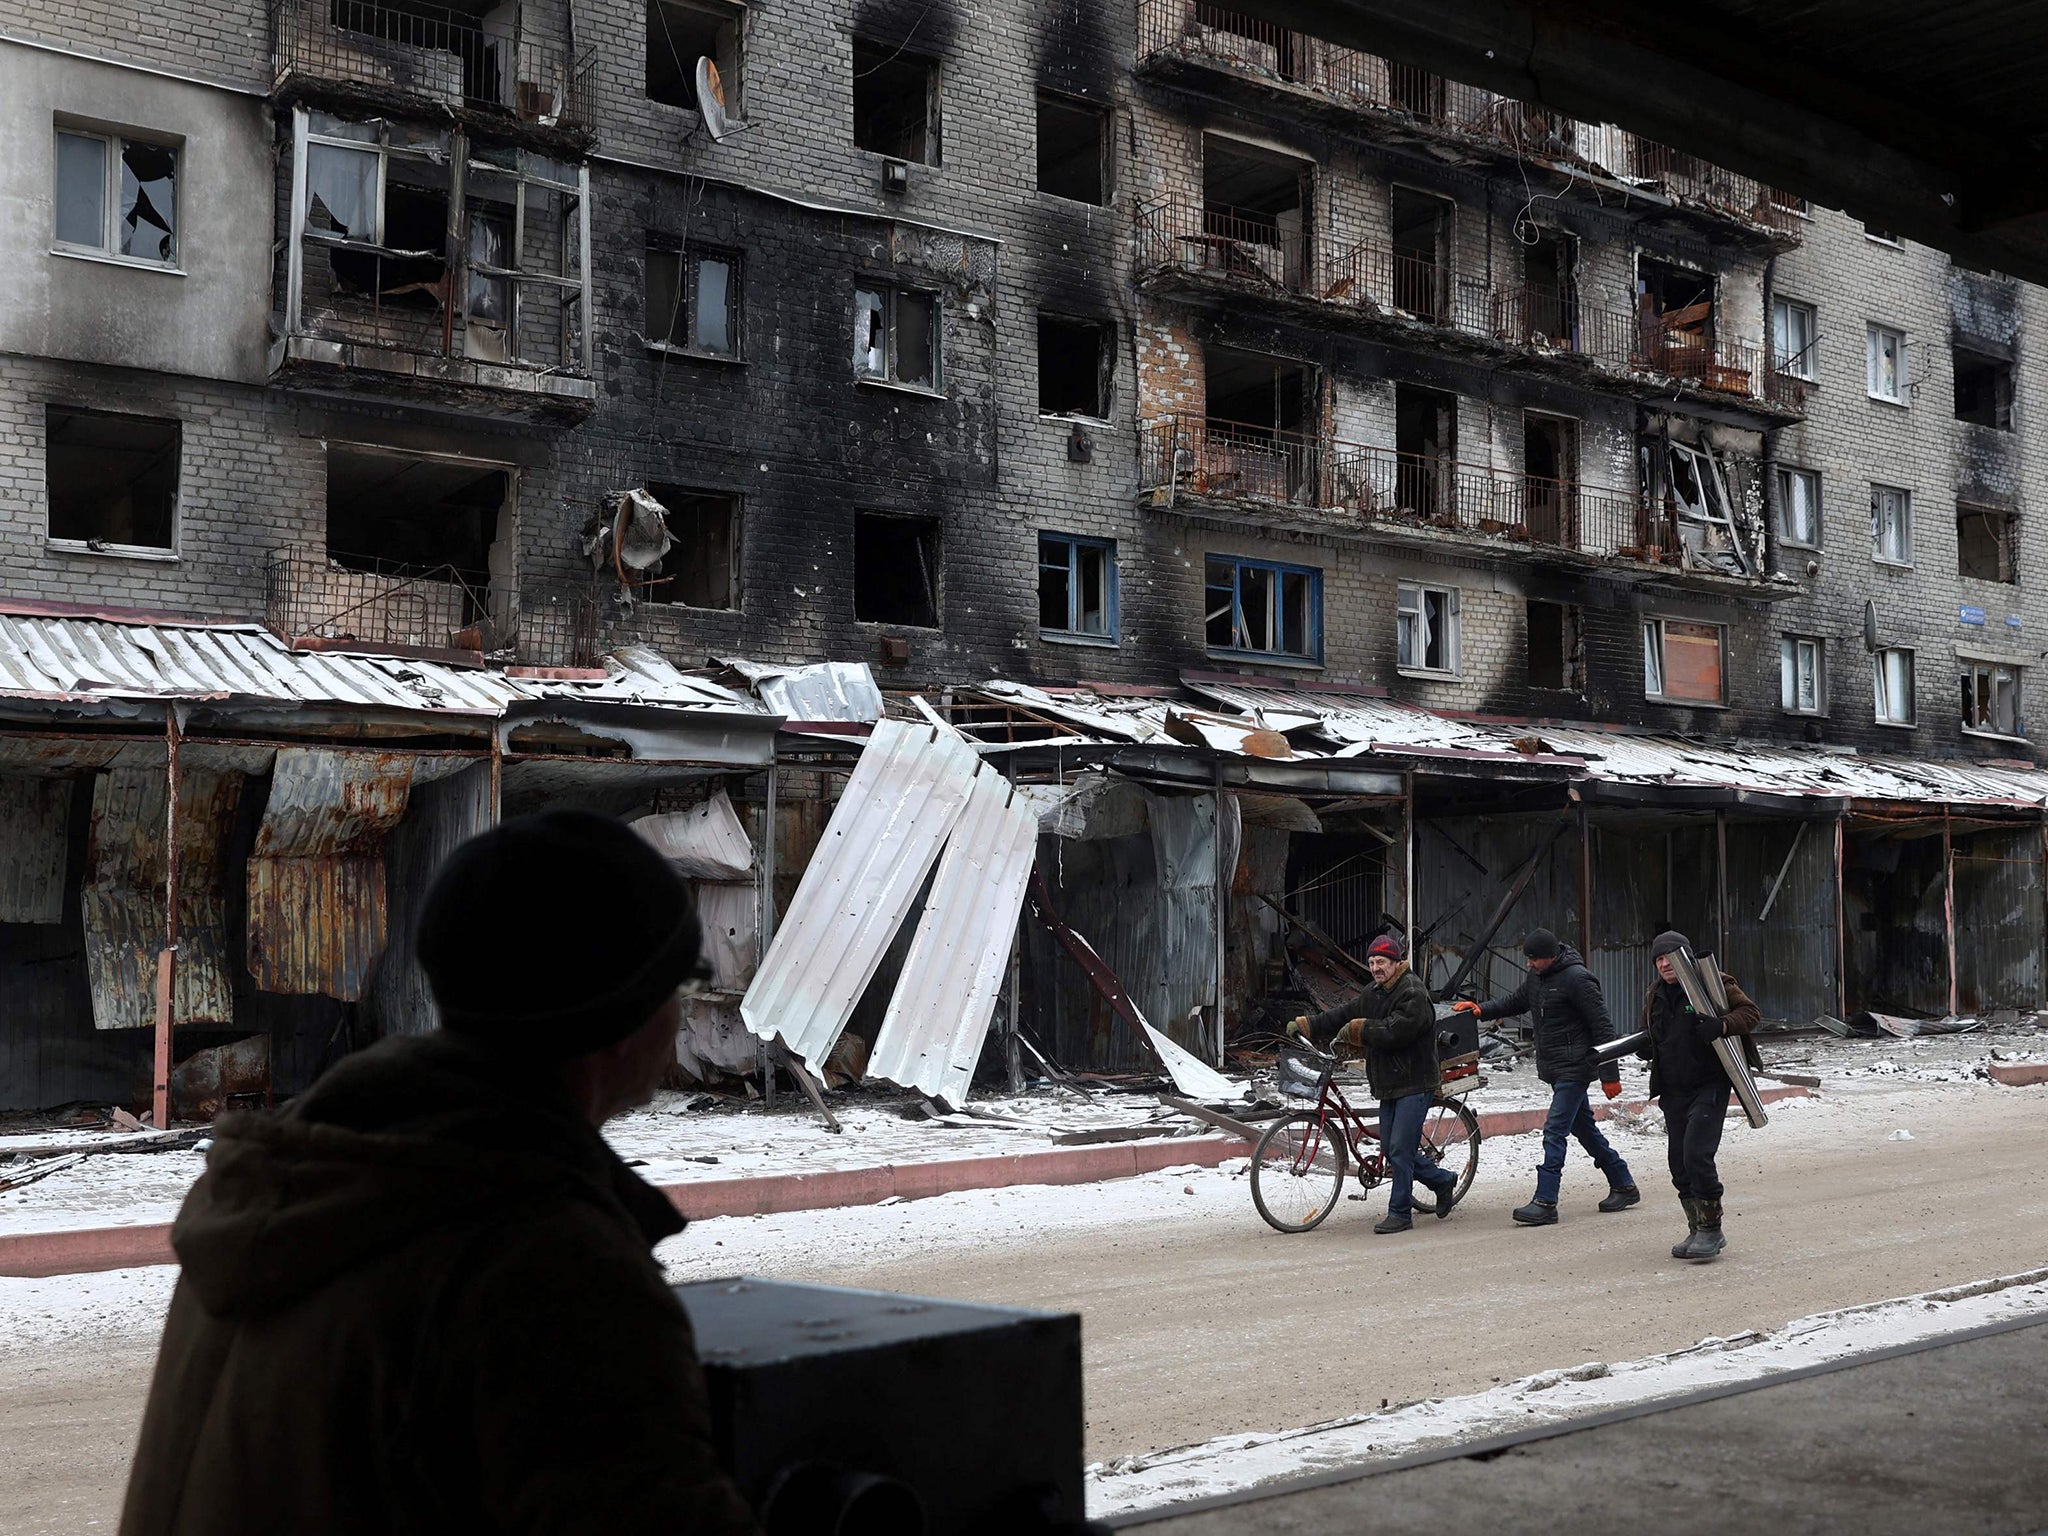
[1959,605,1987,626]
[2008,614,2025,629]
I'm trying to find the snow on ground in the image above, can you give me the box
[0,1264,179,1359]
[1083,1266,2048,1518]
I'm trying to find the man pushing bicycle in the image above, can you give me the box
[1287,933,1458,1234]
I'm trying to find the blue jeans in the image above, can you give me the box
[1534,1080,1633,1204]
[1379,1091,1457,1218]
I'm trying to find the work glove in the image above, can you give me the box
[1285,1016,1310,1041]
[1601,1078,1623,1100]
[1334,1019,1364,1049]
[1451,999,1482,1017]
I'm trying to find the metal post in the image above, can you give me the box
[1834,814,1848,1019]
[286,109,308,338]
[759,762,778,1108]
[1402,770,1416,956]
[487,728,503,826]
[1944,813,1958,1018]
[1576,795,1593,960]
[1715,809,1729,958]
[1211,761,1227,1067]
[153,707,182,1130]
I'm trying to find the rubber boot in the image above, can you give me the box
[1597,1183,1641,1213]
[1671,1197,1700,1259]
[1512,1197,1558,1226]
[1681,1198,1726,1261]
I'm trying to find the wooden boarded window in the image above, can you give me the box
[1646,618,1723,704]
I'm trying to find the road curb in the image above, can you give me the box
[0,1086,1812,1279]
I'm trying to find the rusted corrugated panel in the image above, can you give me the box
[1723,819,1838,1024]
[0,776,72,924]
[82,766,243,1030]
[169,1034,272,1120]
[246,748,416,1001]
[1954,826,2045,1014]
[372,761,496,1034]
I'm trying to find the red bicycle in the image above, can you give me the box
[1250,1041,1481,1233]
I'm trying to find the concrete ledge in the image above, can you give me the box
[0,1222,175,1279]
[1989,1063,2048,1087]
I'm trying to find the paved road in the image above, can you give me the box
[3,1086,2042,1531]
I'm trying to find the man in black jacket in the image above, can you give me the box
[1453,927,1639,1226]
[1289,933,1458,1233]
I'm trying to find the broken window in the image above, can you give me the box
[853,285,939,389]
[1396,583,1460,673]
[647,0,743,116]
[1037,92,1105,204]
[647,244,741,356]
[1871,483,1912,564]
[1395,382,1456,516]
[1038,315,1113,418]
[1961,660,2022,737]
[1863,224,1902,246]
[1637,259,1715,378]
[1527,600,1583,691]
[1039,533,1116,641]
[1201,135,1309,290]
[304,115,451,306]
[1772,297,1817,380]
[642,486,741,609]
[1522,412,1577,545]
[1643,618,1724,704]
[1205,555,1320,659]
[1780,635,1824,714]
[1390,186,1451,321]
[1866,323,1907,403]
[1954,349,2013,429]
[1957,504,2019,584]
[45,406,178,551]
[852,38,939,164]
[1201,345,1317,501]
[854,510,940,626]
[1775,465,1821,547]
[1518,228,1575,346]
[1873,647,1915,725]
[326,444,505,583]
[54,126,177,264]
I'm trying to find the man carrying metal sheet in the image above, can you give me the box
[1451,928,1639,1225]
[1636,930,1763,1262]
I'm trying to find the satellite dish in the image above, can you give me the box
[694,57,730,142]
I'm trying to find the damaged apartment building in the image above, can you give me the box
[4,0,2048,1114]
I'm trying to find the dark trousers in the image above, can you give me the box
[1533,1080,1633,1203]
[1662,1080,1732,1200]
[1378,1091,1456,1217]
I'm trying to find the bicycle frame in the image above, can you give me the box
[1292,1073,1392,1184]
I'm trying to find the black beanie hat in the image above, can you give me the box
[417,811,706,1059]
[1651,930,1690,960]
[1522,927,1561,960]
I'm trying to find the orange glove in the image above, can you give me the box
[1601,1078,1622,1100]
[1451,999,1482,1016]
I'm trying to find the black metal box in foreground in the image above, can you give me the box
[674,1277,1086,1534]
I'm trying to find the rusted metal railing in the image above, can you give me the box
[266,549,599,664]
[1134,198,1311,294]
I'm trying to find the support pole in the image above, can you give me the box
[153,707,182,1130]
[1402,770,1416,957]
[1211,760,1227,1068]
[1576,795,1593,960]
[759,762,778,1108]
[1944,812,1958,1018]
[1715,809,1729,959]
[1834,815,1848,1019]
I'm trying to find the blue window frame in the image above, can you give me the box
[1039,533,1118,642]
[1205,555,1321,661]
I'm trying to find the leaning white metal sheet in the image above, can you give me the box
[867,763,1039,1106]
[741,718,978,1076]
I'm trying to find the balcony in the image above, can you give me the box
[271,0,594,142]
[1138,414,1782,589]
[1135,0,1803,242]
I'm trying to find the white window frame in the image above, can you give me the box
[1772,297,1817,381]
[853,284,942,392]
[1396,583,1461,675]
[1866,323,1908,404]
[1960,659,2024,739]
[52,124,180,270]
[1642,616,1726,705]
[1779,635,1824,715]
[1775,464,1821,548]
[1871,483,1913,565]
[1872,647,1915,726]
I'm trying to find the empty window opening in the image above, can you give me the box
[1037,93,1105,204]
[853,38,938,163]
[1871,484,1913,564]
[1643,617,1724,704]
[1206,555,1320,659]
[647,0,742,116]
[1039,533,1117,640]
[45,406,178,550]
[854,286,939,389]
[855,510,940,626]
[642,486,740,609]
[1781,635,1824,714]
[1521,412,1577,545]
[1961,660,2022,737]
[1773,297,1818,379]
[1396,583,1460,673]
[55,128,177,264]
[1394,382,1456,516]
[1775,465,1821,547]
[1873,647,1915,724]
[1518,228,1575,345]
[647,244,740,356]
[1958,504,2019,584]
[1039,315,1114,418]
[1390,187,1452,321]
[1205,345,1311,434]
[326,445,505,585]
[1637,259,1714,376]
[1954,350,2013,429]
[307,127,451,304]
[1527,600,1584,691]
[1202,136,1309,286]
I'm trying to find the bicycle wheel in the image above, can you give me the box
[1411,1096,1481,1214]
[1249,1111,1348,1233]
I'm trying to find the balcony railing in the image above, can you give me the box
[266,548,599,664]
[272,0,594,134]
[1140,414,1698,566]
[1137,0,1801,235]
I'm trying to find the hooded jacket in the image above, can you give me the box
[1638,971,1764,1098]
[1306,961,1440,1101]
[1476,945,1620,1086]
[119,1032,759,1536]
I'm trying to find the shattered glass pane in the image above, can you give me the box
[1039,536,1072,631]
[1204,559,1235,650]
[853,288,886,377]
[691,255,734,355]
[55,132,107,249]
[309,113,379,143]
[307,143,378,239]
[1239,566,1272,651]
[466,208,512,322]
[1076,543,1108,634]
[119,140,177,262]
[895,291,936,386]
